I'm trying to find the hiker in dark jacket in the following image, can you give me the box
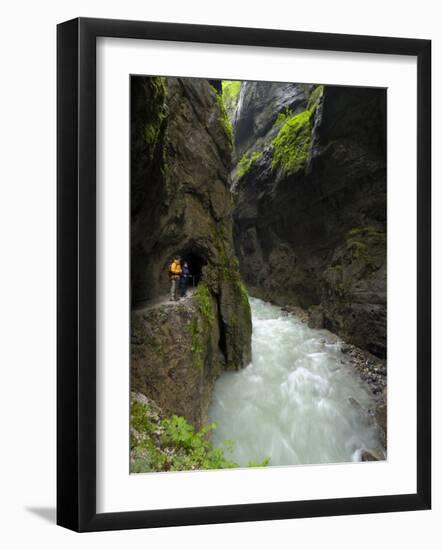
[179,262,191,297]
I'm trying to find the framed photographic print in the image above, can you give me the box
[57,17,431,532]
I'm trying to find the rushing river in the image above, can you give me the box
[209,297,383,466]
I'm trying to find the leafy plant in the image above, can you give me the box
[131,400,270,472]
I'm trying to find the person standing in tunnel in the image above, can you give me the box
[169,255,181,301]
[179,261,191,298]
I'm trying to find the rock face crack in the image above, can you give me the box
[215,293,228,363]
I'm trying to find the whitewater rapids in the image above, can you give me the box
[209,297,383,466]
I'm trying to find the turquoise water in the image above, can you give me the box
[209,297,382,466]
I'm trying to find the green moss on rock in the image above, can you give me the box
[323,264,351,301]
[323,225,386,302]
[142,77,167,160]
[212,88,234,148]
[188,281,216,370]
[195,281,215,326]
[307,84,324,112]
[203,226,252,369]
[345,226,386,271]
[271,85,324,177]
[273,106,294,127]
[271,110,312,176]
[222,80,241,114]
[236,278,249,308]
[237,150,262,179]
[189,318,204,370]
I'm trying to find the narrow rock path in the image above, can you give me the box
[134,288,195,312]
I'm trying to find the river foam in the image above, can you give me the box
[209,297,383,466]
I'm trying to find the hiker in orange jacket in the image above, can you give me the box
[169,256,182,301]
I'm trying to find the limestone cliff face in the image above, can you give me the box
[233,82,386,357]
[233,81,316,163]
[131,77,252,428]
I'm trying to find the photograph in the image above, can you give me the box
[130,75,387,473]
[0,0,435,541]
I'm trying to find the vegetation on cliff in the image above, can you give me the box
[142,77,167,157]
[319,224,387,356]
[213,86,234,147]
[211,228,253,369]
[323,225,386,300]
[189,282,216,370]
[131,394,269,472]
[237,150,263,179]
[345,226,386,272]
[271,85,324,177]
[221,80,241,119]
[271,110,313,176]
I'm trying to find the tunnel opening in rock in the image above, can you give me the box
[180,252,206,287]
[160,249,208,295]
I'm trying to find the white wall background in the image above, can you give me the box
[0,0,439,548]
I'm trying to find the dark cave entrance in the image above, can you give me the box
[161,249,208,294]
[180,252,205,287]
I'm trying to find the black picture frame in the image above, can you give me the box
[57,17,431,532]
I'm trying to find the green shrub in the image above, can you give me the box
[131,400,269,472]
[160,415,239,470]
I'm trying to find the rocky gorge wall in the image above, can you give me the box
[232,81,387,358]
[131,77,252,428]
